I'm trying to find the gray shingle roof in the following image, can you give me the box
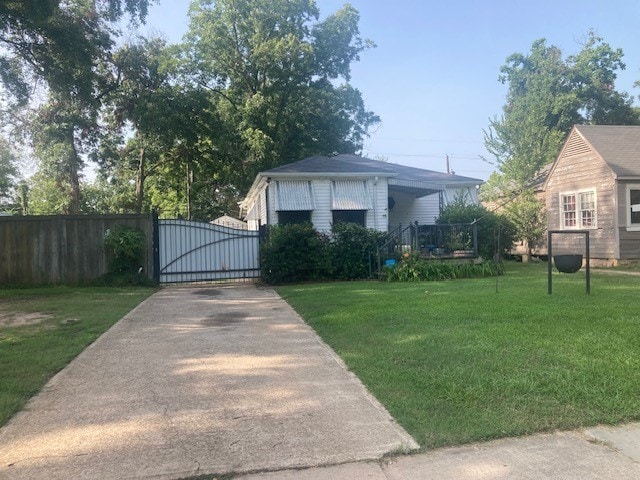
[263,154,482,184]
[576,125,640,178]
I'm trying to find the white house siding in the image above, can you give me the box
[313,178,386,233]
[388,190,440,230]
[261,177,388,233]
[371,177,389,232]
[310,179,333,232]
[444,186,479,204]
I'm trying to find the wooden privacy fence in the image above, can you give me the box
[0,214,154,285]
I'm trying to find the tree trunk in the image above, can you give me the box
[67,129,81,214]
[135,147,145,214]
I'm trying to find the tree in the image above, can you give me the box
[28,93,98,214]
[0,137,17,205]
[484,33,638,198]
[0,1,156,215]
[182,0,379,195]
[98,37,213,215]
[482,33,639,248]
[0,0,155,104]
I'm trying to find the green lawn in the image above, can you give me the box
[277,262,640,449]
[0,286,155,427]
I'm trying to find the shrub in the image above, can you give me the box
[383,253,504,282]
[260,223,331,284]
[330,223,384,280]
[102,226,149,285]
[437,192,514,260]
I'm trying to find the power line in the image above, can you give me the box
[366,151,484,160]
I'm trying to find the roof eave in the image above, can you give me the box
[263,171,397,178]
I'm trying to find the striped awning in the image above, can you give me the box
[275,180,314,211]
[331,180,373,210]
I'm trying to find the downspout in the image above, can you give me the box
[265,180,271,226]
[373,176,378,231]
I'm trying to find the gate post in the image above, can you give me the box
[152,209,160,284]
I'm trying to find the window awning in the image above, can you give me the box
[331,180,373,210]
[275,180,314,211]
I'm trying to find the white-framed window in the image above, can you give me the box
[560,190,596,229]
[626,184,640,230]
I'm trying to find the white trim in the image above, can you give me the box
[558,188,597,230]
[625,184,640,231]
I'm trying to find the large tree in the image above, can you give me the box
[482,33,639,250]
[98,37,213,215]
[0,0,155,103]
[0,1,156,215]
[182,0,379,195]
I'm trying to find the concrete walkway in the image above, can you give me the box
[0,285,417,480]
[3,284,640,480]
[237,426,640,479]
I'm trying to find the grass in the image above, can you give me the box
[276,262,640,449]
[0,285,155,427]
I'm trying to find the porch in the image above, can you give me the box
[377,222,479,272]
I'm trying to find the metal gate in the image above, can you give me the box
[155,218,260,283]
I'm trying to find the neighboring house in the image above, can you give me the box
[543,124,640,265]
[239,154,482,233]
[211,215,248,230]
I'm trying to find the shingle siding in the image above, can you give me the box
[545,148,617,260]
[616,181,640,259]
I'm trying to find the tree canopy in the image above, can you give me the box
[0,0,155,103]
[182,0,379,196]
[482,33,639,250]
[484,32,639,197]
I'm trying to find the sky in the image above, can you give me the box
[132,0,640,181]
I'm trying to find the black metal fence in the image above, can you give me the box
[377,222,478,272]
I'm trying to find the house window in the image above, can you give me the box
[562,194,577,227]
[627,185,640,228]
[560,190,596,229]
[332,210,366,227]
[278,210,311,225]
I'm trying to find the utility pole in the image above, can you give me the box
[446,154,450,174]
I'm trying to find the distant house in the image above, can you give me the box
[239,154,482,233]
[210,215,248,230]
[544,124,640,265]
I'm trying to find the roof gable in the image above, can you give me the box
[573,125,640,178]
[544,125,640,190]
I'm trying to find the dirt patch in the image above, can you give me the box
[0,311,54,327]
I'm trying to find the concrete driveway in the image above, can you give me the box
[0,285,418,480]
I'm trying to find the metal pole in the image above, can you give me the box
[547,231,553,295]
[585,231,590,295]
[152,209,160,284]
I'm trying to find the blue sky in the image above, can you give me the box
[136,0,640,181]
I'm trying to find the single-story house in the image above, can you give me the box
[239,154,482,233]
[543,124,640,265]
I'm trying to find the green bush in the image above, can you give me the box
[260,223,331,284]
[383,253,504,282]
[103,226,149,285]
[330,223,384,280]
[437,192,514,260]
